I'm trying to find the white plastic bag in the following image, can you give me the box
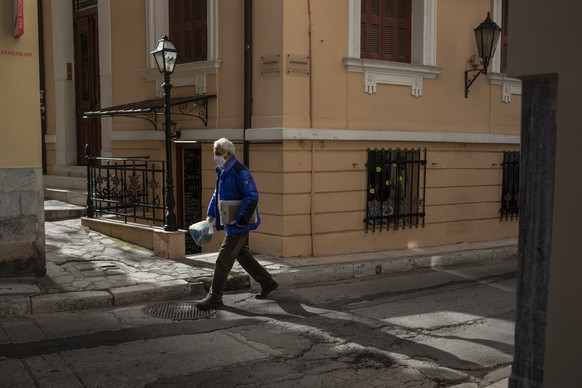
[188,219,215,246]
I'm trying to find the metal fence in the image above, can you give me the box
[365,148,427,232]
[500,150,520,221]
[85,147,166,225]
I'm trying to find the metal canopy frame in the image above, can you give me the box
[83,95,216,129]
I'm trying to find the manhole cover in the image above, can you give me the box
[143,301,219,320]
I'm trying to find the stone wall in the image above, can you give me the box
[0,168,46,277]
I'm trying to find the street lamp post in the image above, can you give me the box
[151,36,178,231]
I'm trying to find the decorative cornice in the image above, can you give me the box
[343,57,442,97]
[139,60,221,95]
[246,128,519,145]
[488,73,522,103]
[108,127,519,145]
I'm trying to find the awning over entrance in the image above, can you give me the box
[83,95,216,129]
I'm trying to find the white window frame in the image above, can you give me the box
[344,0,441,97]
[488,0,521,103]
[141,0,220,95]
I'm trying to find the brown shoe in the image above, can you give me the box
[196,295,224,310]
[256,280,279,299]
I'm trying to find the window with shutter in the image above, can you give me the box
[360,0,411,62]
[169,0,207,64]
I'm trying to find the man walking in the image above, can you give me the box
[197,138,278,310]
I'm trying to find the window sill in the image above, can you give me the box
[140,60,221,95]
[343,57,442,97]
[488,73,522,103]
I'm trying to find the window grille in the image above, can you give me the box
[365,148,426,231]
[500,150,519,220]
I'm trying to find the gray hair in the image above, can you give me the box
[214,138,235,155]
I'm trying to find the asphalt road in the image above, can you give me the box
[0,258,516,387]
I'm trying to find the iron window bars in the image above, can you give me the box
[500,150,519,220]
[365,148,427,232]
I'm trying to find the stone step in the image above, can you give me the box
[43,174,87,191]
[53,165,87,178]
[44,200,86,221]
[44,187,87,207]
[43,168,88,208]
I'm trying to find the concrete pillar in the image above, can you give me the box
[509,76,557,387]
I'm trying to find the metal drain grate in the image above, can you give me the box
[65,261,134,277]
[143,301,219,320]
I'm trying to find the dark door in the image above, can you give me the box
[74,7,101,164]
[176,144,202,254]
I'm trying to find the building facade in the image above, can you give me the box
[0,0,45,276]
[42,0,521,258]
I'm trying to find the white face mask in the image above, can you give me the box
[214,154,227,168]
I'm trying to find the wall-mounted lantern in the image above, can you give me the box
[465,12,502,98]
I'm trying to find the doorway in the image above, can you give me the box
[73,6,101,164]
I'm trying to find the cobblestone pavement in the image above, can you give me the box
[43,218,215,293]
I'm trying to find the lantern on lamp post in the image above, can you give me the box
[150,35,179,231]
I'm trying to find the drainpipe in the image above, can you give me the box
[38,0,47,175]
[308,0,316,256]
[243,0,252,167]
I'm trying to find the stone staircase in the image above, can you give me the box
[43,166,87,220]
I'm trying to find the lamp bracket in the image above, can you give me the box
[464,68,485,98]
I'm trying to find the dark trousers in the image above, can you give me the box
[209,232,272,298]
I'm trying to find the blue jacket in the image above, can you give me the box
[207,155,261,237]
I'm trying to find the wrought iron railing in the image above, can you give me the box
[85,146,166,225]
[500,150,519,220]
[365,148,427,232]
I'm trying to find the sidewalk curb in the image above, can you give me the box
[0,280,207,316]
[32,291,113,314]
[0,243,517,316]
[260,244,518,289]
[0,295,32,315]
[109,280,204,306]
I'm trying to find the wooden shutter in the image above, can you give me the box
[361,0,411,62]
[169,0,207,64]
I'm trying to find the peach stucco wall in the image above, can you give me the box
[242,140,518,257]
[0,0,42,168]
[0,0,46,277]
